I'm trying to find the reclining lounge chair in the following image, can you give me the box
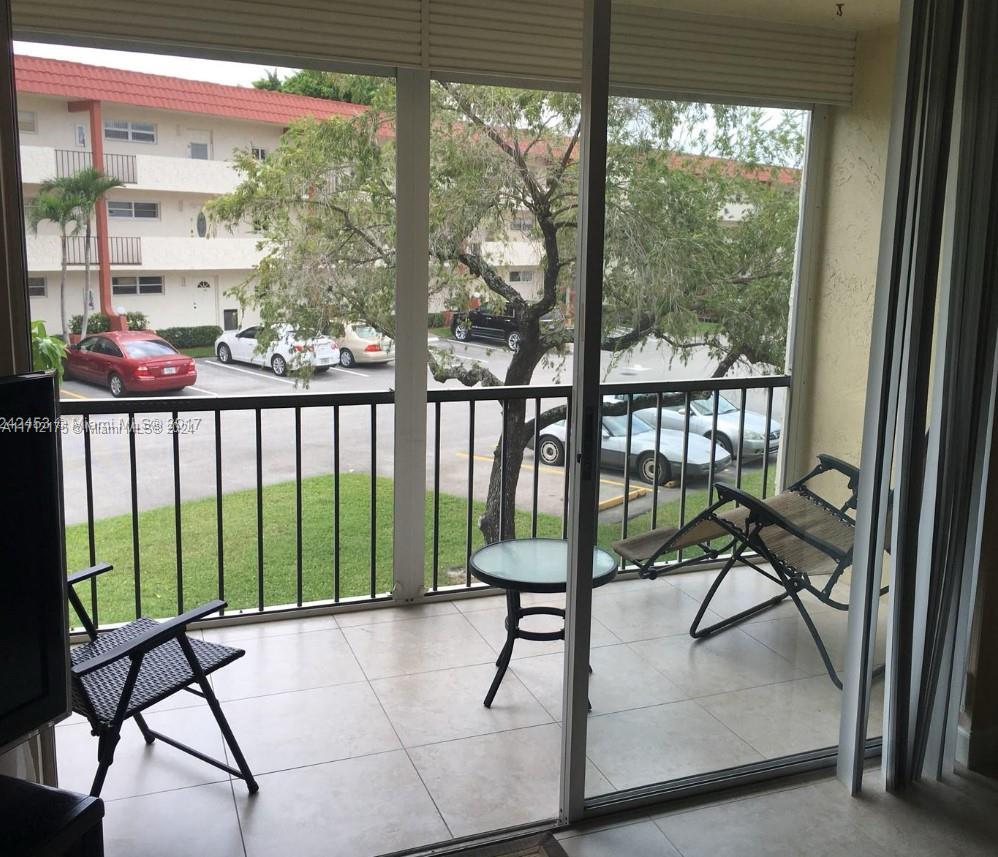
[613,454,887,688]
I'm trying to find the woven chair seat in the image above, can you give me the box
[71,618,243,726]
[613,489,854,576]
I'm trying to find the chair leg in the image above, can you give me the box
[133,712,156,745]
[90,728,121,797]
[772,565,843,689]
[198,676,259,794]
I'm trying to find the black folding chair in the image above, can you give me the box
[614,455,888,688]
[67,563,258,797]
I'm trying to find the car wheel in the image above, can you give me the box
[217,343,232,363]
[271,354,287,377]
[709,432,734,455]
[314,367,330,374]
[537,436,565,467]
[453,322,470,342]
[108,373,126,398]
[638,452,670,485]
[340,349,356,368]
[507,331,521,352]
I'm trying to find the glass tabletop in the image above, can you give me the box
[470,538,618,592]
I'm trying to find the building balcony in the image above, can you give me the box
[62,235,142,266]
[25,234,259,272]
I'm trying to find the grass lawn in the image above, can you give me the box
[66,464,775,626]
[179,346,216,358]
[429,326,453,340]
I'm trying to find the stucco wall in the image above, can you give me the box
[794,26,898,479]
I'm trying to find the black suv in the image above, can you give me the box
[451,303,524,351]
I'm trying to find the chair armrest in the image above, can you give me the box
[714,484,848,562]
[816,454,860,485]
[71,600,226,678]
[67,563,114,587]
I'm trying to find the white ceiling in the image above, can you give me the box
[639,0,901,32]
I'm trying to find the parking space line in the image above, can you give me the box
[189,386,218,397]
[330,365,368,378]
[199,359,297,386]
[455,450,630,488]
[60,388,89,401]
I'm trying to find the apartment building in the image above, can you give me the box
[15,55,545,335]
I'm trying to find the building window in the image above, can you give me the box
[107,201,160,219]
[112,275,164,295]
[196,211,208,237]
[509,270,534,283]
[104,120,157,144]
[27,277,46,297]
[189,142,210,160]
[510,214,533,232]
[17,110,37,133]
[251,146,268,161]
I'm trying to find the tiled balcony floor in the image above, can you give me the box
[56,566,887,857]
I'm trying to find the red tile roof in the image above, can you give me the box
[13,54,365,126]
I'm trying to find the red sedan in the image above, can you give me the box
[64,331,197,397]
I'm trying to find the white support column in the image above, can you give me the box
[392,68,431,603]
[779,105,830,489]
[560,0,611,825]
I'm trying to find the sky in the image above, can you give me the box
[13,41,293,87]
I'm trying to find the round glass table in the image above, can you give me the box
[469,538,618,707]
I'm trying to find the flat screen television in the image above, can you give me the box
[0,372,70,752]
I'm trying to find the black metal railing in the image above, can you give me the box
[64,236,141,266]
[59,374,788,629]
[55,149,137,184]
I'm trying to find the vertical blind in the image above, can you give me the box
[12,0,856,106]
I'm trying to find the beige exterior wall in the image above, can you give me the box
[793,26,898,485]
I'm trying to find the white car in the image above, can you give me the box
[214,325,340,376]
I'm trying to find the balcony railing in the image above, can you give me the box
[63,236,142,266]
[55,149,137,184]
[58,375,789,630]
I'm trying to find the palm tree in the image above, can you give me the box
[40,168,124,338]
[28,189,82,336]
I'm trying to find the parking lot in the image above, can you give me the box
[58,335,783,526]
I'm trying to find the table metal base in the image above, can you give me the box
[485,590,591,709]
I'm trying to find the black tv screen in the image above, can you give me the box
[0,372,69,750]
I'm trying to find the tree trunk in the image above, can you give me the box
[59,233,68,337]
[712,346,743,378]
[80,220,92,339]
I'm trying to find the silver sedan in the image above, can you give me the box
[530,413,732,485]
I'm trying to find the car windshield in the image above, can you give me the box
[603,414,654,436]
[122,339,178,358]
[353,325,380,339]
[691,395,738,416]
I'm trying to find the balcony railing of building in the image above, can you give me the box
[54,149,138,184]
[58,375,789,631]
[63,235,141,266]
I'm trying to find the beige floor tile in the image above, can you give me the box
[409,723,611,838]
[102,781,244,857]
[237,750,449,857]
[584,701,762,793]
[510,644,686,720]
[57,704,230,801]
[209,628,365,700]
[341,612,498,679]
[559,820,682,857]
[200,614,339,644]
[334,599,460,627]
[371,662,552,747]
[653,777,891,857]
[592,580,719,643]
[629,628,805,698]
[220,682,400,773]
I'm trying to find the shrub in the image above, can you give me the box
[153,325,223,348]
[427,312,446,328]
[68,312,148,334]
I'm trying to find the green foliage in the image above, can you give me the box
[30,320,67,382]
[427,312,446,328]
[253,68,387,106]
[154,325,222,348]
[69,312,148,334]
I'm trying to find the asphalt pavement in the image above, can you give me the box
[58,335,785,527]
